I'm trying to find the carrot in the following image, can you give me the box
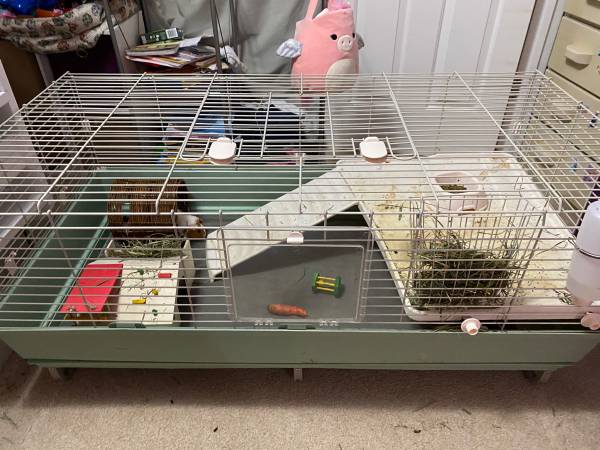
[267,303,308,318]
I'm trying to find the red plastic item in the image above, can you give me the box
[35,8,63,17]
[60,263,123,314]
[158,272,172,279]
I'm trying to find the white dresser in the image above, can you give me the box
[547,0,600,113]
[531,1,600,224]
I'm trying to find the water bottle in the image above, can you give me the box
[568,202,600,306]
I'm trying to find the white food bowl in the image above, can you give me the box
[431,171,489,212]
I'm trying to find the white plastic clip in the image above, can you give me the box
[208,137,236,165]
[359,136,387,163]
[461,318,481,336]
[286,231,304,245]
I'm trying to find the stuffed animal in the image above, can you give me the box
[277,0,364,91]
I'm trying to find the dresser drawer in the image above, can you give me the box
[544,69,600,151]
[548,17,600,98]
[524,119,598,213]
[546,69,600,113]
[565,0,600,27]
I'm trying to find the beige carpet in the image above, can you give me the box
[1,347,600,450]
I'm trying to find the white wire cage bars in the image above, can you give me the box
[0,71,598,330]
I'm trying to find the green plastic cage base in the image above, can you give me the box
[0,327,598,371]
[1,168,600,372]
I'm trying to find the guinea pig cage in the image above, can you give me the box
[0,72,599,381]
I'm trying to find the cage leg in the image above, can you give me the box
[47,367,75,381]
[291,368,303,382]
[523,370,553,384]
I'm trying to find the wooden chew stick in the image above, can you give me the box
[267,304,308,318]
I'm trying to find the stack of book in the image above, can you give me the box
[125,37,218,69]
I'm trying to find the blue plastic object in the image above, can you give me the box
[38,0,58,9]
[0,0,58,16]
[9,0,37,15]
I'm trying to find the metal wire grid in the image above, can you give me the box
[407,197,545,311]
[0,71,597,329]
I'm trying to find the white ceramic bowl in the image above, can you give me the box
[431,171,489,212]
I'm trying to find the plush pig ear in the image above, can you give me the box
[277,39,303,58]
[357,33,365,49]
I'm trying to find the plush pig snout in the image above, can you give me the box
[337,34,354,52]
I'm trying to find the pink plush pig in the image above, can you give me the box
[277,0,364,91]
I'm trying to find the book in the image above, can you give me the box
[126,49,216,69]
[140,28,184,45]
[125,41,181,57]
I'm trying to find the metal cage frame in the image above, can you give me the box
[0,71,599,372]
